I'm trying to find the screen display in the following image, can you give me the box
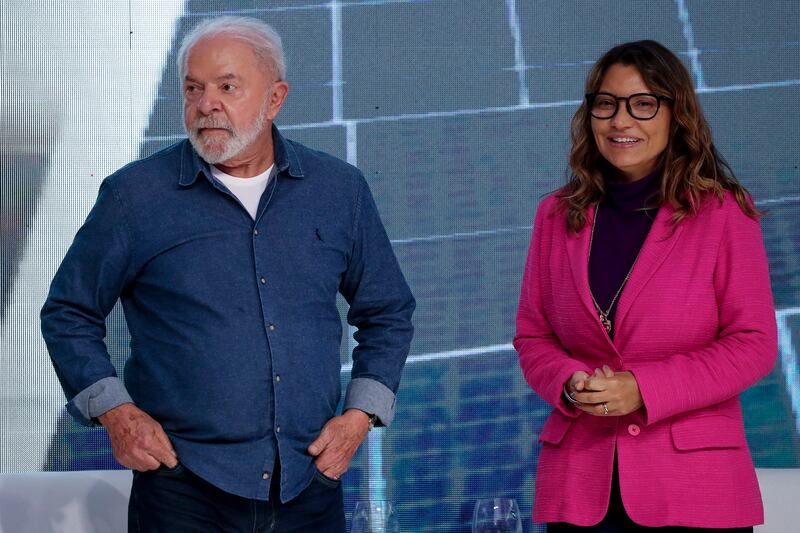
[2,1,798,531]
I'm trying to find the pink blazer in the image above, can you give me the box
[514,191,777,528]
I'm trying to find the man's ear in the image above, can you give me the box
[266,81,289,120]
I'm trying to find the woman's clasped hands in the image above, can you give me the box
[566,366,643,417]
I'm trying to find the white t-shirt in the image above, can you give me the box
[211,164,274,220]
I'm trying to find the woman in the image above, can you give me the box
[514,40,777,532]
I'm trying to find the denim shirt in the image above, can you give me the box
[41,126,415,502]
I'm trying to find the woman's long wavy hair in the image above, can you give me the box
[560,40,759,232]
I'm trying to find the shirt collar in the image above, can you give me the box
[178,124,304,187]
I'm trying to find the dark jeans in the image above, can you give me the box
[128,461,345,533]
[548,456,752,533]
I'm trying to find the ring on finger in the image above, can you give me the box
[602,403,609,416]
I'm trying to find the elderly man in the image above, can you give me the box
[41,16,414,532]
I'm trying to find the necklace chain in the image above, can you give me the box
[588,204,641,334]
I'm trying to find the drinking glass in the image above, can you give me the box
[351,500,400,533]
[472,498,523,533]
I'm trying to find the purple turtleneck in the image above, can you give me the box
[587,171,660,336]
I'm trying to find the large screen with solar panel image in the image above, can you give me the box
[2,1,798,531]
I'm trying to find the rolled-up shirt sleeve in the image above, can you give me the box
[343,377,396,426]
[41,178,135,426]
[68,376,133,423]
[339,177,415,427]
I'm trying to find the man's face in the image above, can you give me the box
[182,35,285,165]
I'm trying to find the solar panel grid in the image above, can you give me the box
[690,0,800,86]
[106,0,800,530]
[387,351,542,531]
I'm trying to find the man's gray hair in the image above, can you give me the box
[177,16,286,81]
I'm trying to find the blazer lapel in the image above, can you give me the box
[614,204,684,331]
[565,205,598,321]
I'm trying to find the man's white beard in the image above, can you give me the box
[185,100,268,165]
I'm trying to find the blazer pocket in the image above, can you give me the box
[670,414,746,451]
[538,410,573,445]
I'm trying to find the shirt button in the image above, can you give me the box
[275,375,281,382]
[262,472,269,480]
[253,229,259,236]
[269,324,276,331]
[627,424,641,436]
[276,426,281,433]
[260,277,267,284]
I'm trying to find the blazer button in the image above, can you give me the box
[627,424,641,436]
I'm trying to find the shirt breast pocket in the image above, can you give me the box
[274,223,350,293]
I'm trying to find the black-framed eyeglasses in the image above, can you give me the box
[585,92,671,120]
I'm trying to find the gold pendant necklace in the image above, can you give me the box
[588,204,641,335]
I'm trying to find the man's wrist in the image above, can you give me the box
[97,402,136,426]
[344,408,377,431]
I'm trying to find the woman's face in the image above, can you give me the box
[591,63,671,182]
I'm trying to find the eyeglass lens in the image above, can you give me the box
[590,94,660,120]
